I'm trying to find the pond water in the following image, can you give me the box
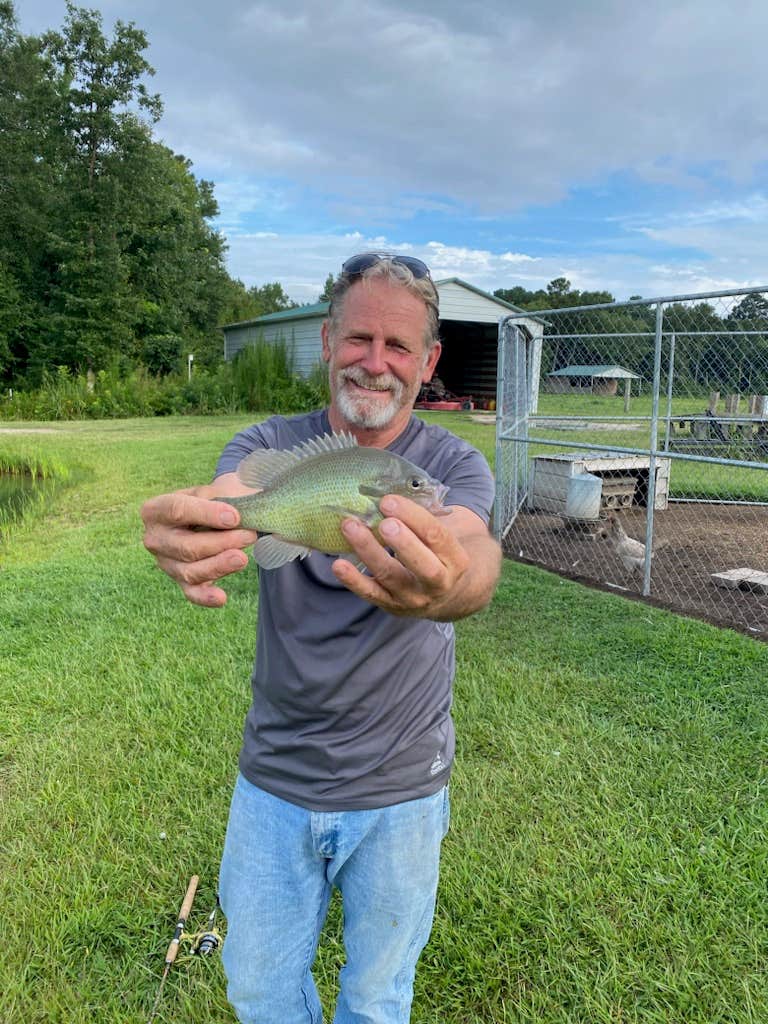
[0,474,59,525]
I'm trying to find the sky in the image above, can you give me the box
[16,0,768,306]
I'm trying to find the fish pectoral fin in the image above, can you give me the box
[252,535,311,570]
[320,504,379,528]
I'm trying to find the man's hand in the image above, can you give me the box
[332,494,500,621]
[141,473,258,607]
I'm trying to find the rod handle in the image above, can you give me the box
[164,874,199,965]
[179,874,199,922]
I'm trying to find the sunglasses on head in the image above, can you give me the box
[341,253,432,280]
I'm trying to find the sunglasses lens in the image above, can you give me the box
[341,254,378,276]
[341,253,430,279]
[395,256,430,279]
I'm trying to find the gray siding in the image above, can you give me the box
[438,281,511,323]
[225,316,325,375]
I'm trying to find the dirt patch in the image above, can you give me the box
[0,428,63,434]
[504,503,768,640]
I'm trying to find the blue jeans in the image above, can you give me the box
[219,773,450,1024]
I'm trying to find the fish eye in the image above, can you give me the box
[408,477,423,490]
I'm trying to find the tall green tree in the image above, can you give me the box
[0,2,238,384]
[248,282,296,316]
[494,279,614,312]
[0,1,64,379]
[319,273,336,302]
[34,2,162,374]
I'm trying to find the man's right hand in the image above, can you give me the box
[141,473,258,607]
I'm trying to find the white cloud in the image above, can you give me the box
[20,0,766,217]
[15,0,768,305]
[222,228,766,307]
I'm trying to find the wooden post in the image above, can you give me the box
[707,391,719,414]
[724,393,741,439]
[623,378,631,413]
[757,396,768,440]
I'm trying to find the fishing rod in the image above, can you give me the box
[147,874,199,1024]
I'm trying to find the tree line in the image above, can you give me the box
[2,1,766,399]
[0,1,299,386]
[494,280,768,394]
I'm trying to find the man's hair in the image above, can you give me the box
[327,259,440,352]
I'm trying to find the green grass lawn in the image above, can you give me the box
[1,413,767,1023]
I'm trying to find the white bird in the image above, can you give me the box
[601,512,647,572]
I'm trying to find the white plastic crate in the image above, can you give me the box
[529,452,670,514]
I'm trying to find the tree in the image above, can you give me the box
[32,2,163,374]
[494,279,615,313]
[0,1,64,379]
[0,2,238,383]
[546,277,571,299]
[248,282,296,316]
[729,293,768,322]
[319,273,335,302]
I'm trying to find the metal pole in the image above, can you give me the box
[663,332,676,453]
[493,318,508,541]
[643,303,665,597]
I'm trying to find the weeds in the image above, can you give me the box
[0,343,329,421]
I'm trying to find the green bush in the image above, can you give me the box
[230,339,329,414]
[0,343,331,420]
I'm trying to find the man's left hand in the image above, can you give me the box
[332,495,499,621]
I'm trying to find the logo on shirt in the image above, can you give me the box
[430,751,447,776]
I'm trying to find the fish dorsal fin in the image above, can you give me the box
[289,430,358,458]
[236,431,358,491]
[237,447,302,490]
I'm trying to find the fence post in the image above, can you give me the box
[493,318,508,541]
[663,332,675,452]
[644,301,665,597]
[757,396,768,440]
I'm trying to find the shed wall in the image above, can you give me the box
[225,317,325,374]
[438,281,511,323]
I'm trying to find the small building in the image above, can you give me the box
[221,278,544,405]
[546,364,641,398]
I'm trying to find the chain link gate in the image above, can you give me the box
[494,286,768,638]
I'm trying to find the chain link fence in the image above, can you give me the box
[494,287,768,638]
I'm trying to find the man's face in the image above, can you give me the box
[321,278,441,433]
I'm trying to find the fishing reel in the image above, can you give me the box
[191,894,222,956]
[193,929,221,956]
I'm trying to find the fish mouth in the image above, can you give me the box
[427,482,450,515]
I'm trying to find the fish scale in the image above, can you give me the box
[246,449,381,551]
[215,431,448,570]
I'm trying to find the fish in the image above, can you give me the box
[215,430,449,569]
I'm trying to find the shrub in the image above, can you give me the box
[0,343,329,420]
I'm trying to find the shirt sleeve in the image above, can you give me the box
[441,446,495,526]
[213,421,275,479]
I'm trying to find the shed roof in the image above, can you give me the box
[548,364,641,380]
[224,301,329,329]
[221,277,543,332]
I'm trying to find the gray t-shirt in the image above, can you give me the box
[215,409,495,811]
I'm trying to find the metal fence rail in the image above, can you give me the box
[495,286,768,638]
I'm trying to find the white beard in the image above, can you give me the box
[334,366,418,429]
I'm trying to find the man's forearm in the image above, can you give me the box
[429,531,502,622]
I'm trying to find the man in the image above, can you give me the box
[141,253,501,1023]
